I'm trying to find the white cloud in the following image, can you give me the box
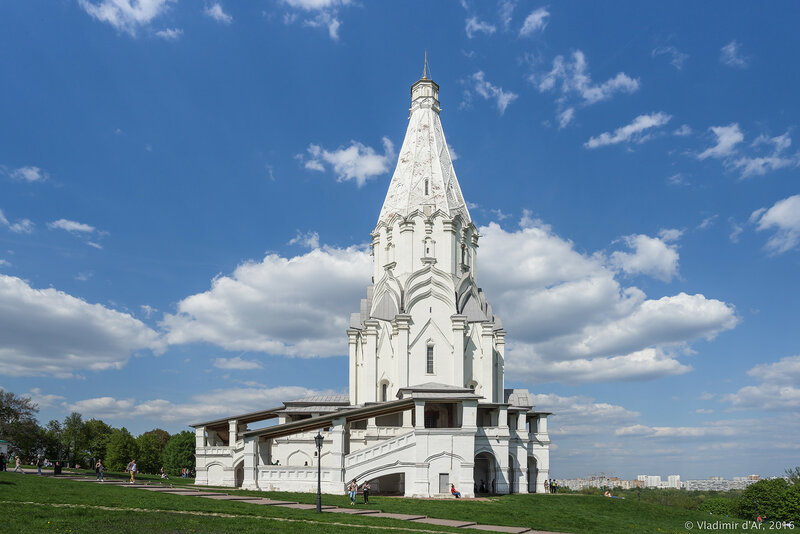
[720,40,748,68]
[0,259,10,267]
[615,423,737,439]
[697,123,744,160]
[609,230,681,282]
[732,132,799,178]
[723,356,800,411]
[77,0,174,36]
[8,166,48,182]
[155,27,182,40]
[465,17,496,38]
[47,219,96,234]
[282,0,350,40]
[697,215,718,230]
[498,0,515,30]
[531,50,639,126]
[557,107,575,129]
[750,194,800,254]
[468,71,518,115]
[300,137,395,187]
[140,304,157,318]
[0,209,34,234]
[162,245,372,358]
[519,7,549,37]
[64,385,333,424]
[27,388,65,409]
[728,218,744,244]
[477,220,737,384]
[651,45,688,70]
[213,356,262,370]
[673,124,692,136]
[0,274,162,377]
[288,230,320,249]
[584,112,672,149]
[747,355,800,385]
[204,3,232,24]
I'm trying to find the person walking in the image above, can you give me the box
[126,459,137,484]
[362,480,371,504]
[35,456,43,475]
[348,479,358,505]
[95,459,104,482]
[13,456,23,473]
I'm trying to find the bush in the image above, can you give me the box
[699,497,734,516]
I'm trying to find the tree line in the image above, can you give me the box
[0,389,194,475]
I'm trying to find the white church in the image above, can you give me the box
[191,68,552,498]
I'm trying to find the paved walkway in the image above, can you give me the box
[50,474,560,534]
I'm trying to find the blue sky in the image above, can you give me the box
[1,0,799,480]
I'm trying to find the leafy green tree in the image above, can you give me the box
[63,412,87,467]
[42,420,64,462]
[163,431,195,476]
[105,427,138,471]
[781,483,800,523]
[0,389,42,459]
[136,432,164,474]
[735,478,790,520]
[142,428,170,450]
[85,419,113,464]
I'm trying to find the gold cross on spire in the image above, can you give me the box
[422,50,428,80]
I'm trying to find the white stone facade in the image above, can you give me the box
[192,71,552,498]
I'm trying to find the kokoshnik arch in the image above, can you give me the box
[191,66,552,498]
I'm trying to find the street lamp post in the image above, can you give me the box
[315,432,324,513]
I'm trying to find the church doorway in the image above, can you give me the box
[234,461,244,488]
[474,452,497,494]
[527,456,538,493]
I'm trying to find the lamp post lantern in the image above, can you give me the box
[314,431,324,512]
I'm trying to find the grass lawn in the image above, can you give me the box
[0,471,745,533]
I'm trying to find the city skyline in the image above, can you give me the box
[1,1,799,479]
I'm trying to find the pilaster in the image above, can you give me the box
[451,315,467,387]
[195,427,206,448]
[481,323,495,402]
[347,328,360,405]
[228,420,238,446]
[242,437,258,490]
[363,320,379,403]
[394,314,412,388]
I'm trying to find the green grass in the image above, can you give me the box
[0,471,747,533]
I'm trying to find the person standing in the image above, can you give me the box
[348,479,358,505]
[362,480,371,504]
[95,459,104,482]
[126,459,137,484]
[35,456,43,475]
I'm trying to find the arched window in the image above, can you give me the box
[426,345,434,374]
[461,243,466,264]
[381,383,388,402]
[424,178,429,196]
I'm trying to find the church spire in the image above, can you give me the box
[377,65,471,227]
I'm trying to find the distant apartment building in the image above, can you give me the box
[637,474,681,489]
[684,475,760,491]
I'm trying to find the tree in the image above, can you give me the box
[735,478,790,520]
[63,412,87,467]
[0,389,41,459]
[85,419,113,464]
[781,483,800,523]
[105,427,138,471]
[42,420,64,462]
[163,431,195,476]
[136,432,164,474]
[142,428,170,450]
